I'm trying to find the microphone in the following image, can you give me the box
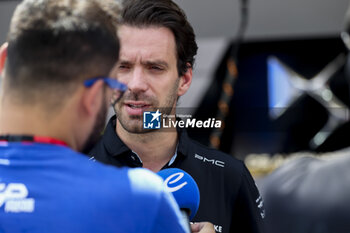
[158,168,200,222]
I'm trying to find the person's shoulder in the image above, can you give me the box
[186,137,247,176]
[71,147,164,192]
[261,149,350,196]
[80,164,182,232]
[104,167,182,224]
[127,167,167,194]
[92,163,166,195]
[69,151,126,180]
[258,155,319,196]
[78,159,168,205]
[259,149,350,233]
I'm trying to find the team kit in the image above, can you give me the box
[0,0,266,232]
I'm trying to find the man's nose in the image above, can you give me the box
[127,67,148,93]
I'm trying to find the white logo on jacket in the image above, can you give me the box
[194,154,225,168]
[0,183,35,213]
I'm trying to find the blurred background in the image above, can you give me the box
[1,0,350,176]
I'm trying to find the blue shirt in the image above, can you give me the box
[0,142,186,233]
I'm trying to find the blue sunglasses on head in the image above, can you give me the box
[84,77,127,104]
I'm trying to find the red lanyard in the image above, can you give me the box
[0,135,68,146]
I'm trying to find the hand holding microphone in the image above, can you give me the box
[191,222,215,233]
[158,168,215,233]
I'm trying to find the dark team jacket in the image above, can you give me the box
[259,152,350,233]
[89,116,266,233]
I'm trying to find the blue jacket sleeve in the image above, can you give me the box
[151,189,187,233]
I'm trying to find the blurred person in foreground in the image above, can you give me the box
[0,0,194,232]
[258,6,350,233]
[89,0,265,232]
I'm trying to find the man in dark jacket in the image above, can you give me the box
[89,1,265,233]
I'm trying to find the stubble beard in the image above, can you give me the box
[115,81,179,134]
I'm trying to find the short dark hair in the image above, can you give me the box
[5,0,122,107]
[122,0,198,76]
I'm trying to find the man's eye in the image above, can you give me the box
[118,64,130,70]
[150,66,163,71]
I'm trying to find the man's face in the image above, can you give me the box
[113,25,182,133]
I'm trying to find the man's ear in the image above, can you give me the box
[81,80,104,116]
[0,43,8,74]
[178,63,193,97]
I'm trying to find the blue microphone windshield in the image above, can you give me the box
[158,168,200,220]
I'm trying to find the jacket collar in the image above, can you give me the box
[102,115,130,156]
[103,115,192,158]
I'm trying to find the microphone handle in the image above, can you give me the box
[180,209,191,233]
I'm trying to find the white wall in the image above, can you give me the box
[0,1,18,44]
[1,0,349,109]
[174,0,349,39]
[1,0,349,43]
